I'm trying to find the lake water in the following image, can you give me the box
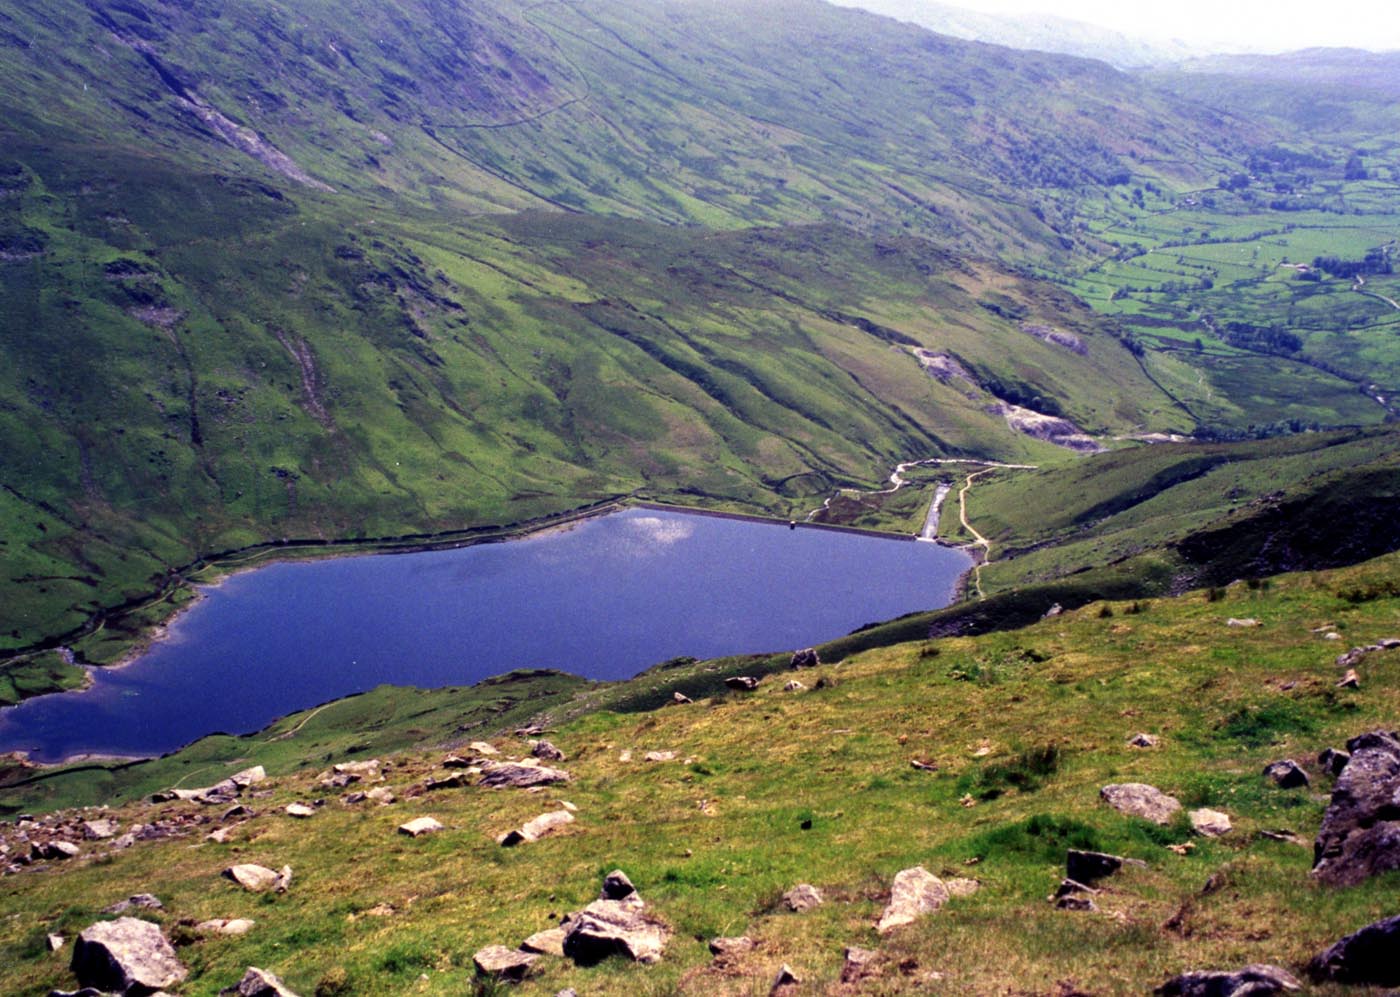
[0,508,971,762]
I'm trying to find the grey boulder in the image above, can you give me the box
[1307,913,1400,985]
[1312,729,1400,885]
[70,917,187,995]
[219,967,300,997]
[1100,782,1182,824]
[876,866,949,934]
[1153,964,1300,996]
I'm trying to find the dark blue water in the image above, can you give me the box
[0,509,970,762]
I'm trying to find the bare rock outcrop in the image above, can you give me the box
[1312,729,1400,885]
[1153,964,1300,996]
[1307,913,1400,985]
[561,870,668,965]
[219,966,300,996]
[478,761,570,789]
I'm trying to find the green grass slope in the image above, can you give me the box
[2,552,1399,994]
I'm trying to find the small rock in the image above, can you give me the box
[910,759,938,772]
[521,928,567,957]
[1100,783,1182,825]
[724,675,761,691]
[473,945,538,982]
[945,877,980,897]
[498,810,574,846]
[36,840,81,860]
[770,964,800,994]
[468,741,499,756]
[366,787,395,805]
[398,817,443,838]
[1189,808,1232,837]
[82,819,119,840]
[196,918,256,937]
[103,894,164,915]
[781,883,823,912]
[230,766,266,788]
[841,945,879,983]
[618,750,633,763]
[479,761,570,789]
[672,692,693,705]
[790,647,820,669]
[206,826,238,844]
[532,740,566,762]
[71,917,187,994]
[876,866,949,934]
[46,933,64,951]
[1317,747,1350,778]
[1337,669,1360,689]
[1055,894,1098,912]
[783,680,806,692]
[644,751,676,762]
[1128,732,1159,748]
[220,965,301,996]
[600,869,637,901]
[1050,879,1098,900]
[1066,850,1124,884]
[1263,759,1309,789]
[1307,913,1400,985]
[813,675,837,690]
[284,803,316,819]
[1226,618,1260,628]
[708,936,756,959]
[1153,964,1300,996]
[1258,828,1306,845]
[223,864,281,893]
[222,805,256,821]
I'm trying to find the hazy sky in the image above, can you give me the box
[847,0,1400,53]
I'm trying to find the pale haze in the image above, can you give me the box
[841,0,1400,53]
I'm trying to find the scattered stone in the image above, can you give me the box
[196,919,256,937]
[1307,913,1400,985]
[877,866,950,934]
[222,864,290,893]
[47,933,64,952]
[1258,829,1306,846]
[499,810,574,846]
[468,741,499,756]
[1337,669,1361,689]
[366,787,396,805]
[479,761,570,789]
[71,917,187,995]
[219,966,300,996]
[1167,842,1195,856]
[206,826,238,844]
[82,819,120,840]
[1051,879,1098,900]
[284,803,316,819]
[1313,729,1400,885]
[644,751,677,763]
[672,692,693,705]
[790,647,820,669]
[532,740,566,762]
[230,766,266,789]
[945,877,980,898]
[708,936,756,959]
[1226,618,1261,628]
[724,675,761,692]
[841,945,879,983]
[398,817,443,838]
[1153,964,1300,996]
[1189,808,1232,837]
[473,945,538,982]
[783,680,806,692]
[1128,732,1160,748]
[103,894,164,915]
[813,675,838,690]
[1100,783,1182,825]
[1066,850,1124,884]
[770,963,801,994]
[1044,603,1063,618]
[781,883,824,912]
[521,928,567,957]
[35,840,81,860]
[1263,759,1309,789]
[618,750,633,763]
[1318,747,1350,778]
[222,805,256,821]
[601,869,637,901]
[424,772,472,791]
[1055,895,1098,912]
[560,871,667,965]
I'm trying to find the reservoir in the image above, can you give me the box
[0,507,971,762]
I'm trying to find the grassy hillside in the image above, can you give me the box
[2,551,1399,994]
